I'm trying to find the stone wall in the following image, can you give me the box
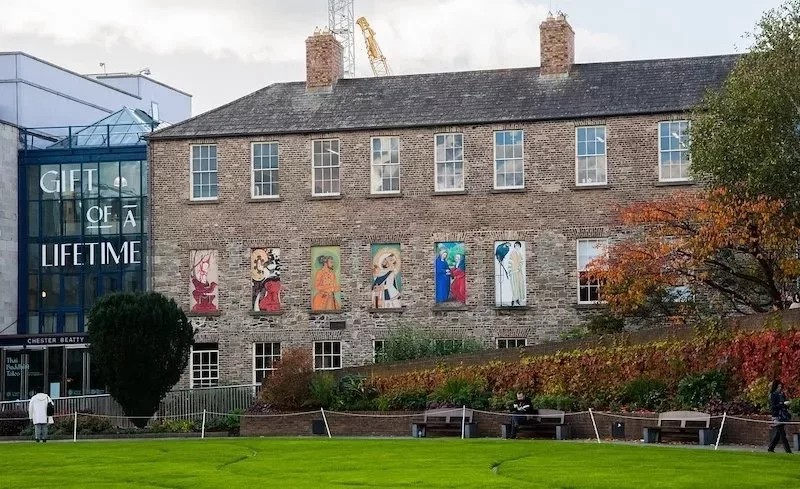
[0,122,18,335]
[240,410,783,447]
[150,113,695,386]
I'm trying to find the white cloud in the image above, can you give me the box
[2,0,624,76]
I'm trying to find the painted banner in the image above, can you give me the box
[371,244,402,309]
[434,242,466,304]
[252,248,281,312]
[311,246,342,311]
[190,250,219,313]
[494,241,527,307]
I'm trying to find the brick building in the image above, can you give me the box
[148,14,737,388]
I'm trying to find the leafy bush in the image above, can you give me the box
[584,314,625,336]
[205,409,244,432]
[789,398,800,417]
[262,347,313,410]
[531,394,577,411]
[677,370,729,409]
[308,373,339,409]
[377,326,484,363]
[744,377,771,413]
[375,390,429,411]
[335,375,379,411]
[52,410,114,435]
[0,410,29,436]
[430,377,490,410]
[559,328,587,341]
[488,391,517,411]
[150,419,196,433]
[620,377,669,411]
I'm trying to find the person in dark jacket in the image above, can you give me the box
[767,379,792,453]
[509,392,534,439]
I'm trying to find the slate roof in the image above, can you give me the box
[150,54,739,140]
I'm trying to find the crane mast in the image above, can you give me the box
[328,0,356,78]
[356,16,391,77]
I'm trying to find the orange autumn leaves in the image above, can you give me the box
[588,189,800,315]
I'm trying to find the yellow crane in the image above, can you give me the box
[356,16,391,77]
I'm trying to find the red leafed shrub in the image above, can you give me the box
[367,329,800,411]
[261,347,313,410]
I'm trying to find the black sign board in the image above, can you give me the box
[0,334,88,347]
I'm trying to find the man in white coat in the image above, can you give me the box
[28,392,55,442]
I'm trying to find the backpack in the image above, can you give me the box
[46,402,55,417]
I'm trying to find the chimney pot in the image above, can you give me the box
[306,32,344,90]
[539,13,575,77]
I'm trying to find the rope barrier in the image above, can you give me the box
[724,415,800,425]
[76,412,205,420]
[324,411,427,418]
[204,410,320,418]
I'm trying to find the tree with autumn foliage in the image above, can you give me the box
[588,189,800,317]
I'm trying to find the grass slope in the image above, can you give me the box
[0,438,796,488]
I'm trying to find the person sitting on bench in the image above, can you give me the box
[510,391,534,439]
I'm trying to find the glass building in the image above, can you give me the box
[1,108,158,401]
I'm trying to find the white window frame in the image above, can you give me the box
[313,340,342,370]
[251,142,280,199]
[659,121,691,182]
[312,139,341,197]
[252,342,281,384]
[434,133,465,192]
[493,130,525,190]
[496,338,527,349]
[190,144,218,201]
[372,339,386,362]
[370,137,400,194]
[575,126,607,186]
[190,345,219,388]
[577,238,609,304]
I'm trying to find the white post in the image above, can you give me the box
[201,409,207,439]
[321,407,332,439]
[461,405,466,440]
[589,409,601,443]
[73,412,78,443]
[715,412,727,450]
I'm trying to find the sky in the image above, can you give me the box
[0,0,785,116]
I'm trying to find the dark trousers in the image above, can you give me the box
[511,415,527,438]
[768,424,792,453]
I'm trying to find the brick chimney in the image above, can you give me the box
[539,12,575,77]
[306,30,344,90]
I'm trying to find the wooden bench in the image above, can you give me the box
[411,408,476,438]
[501,409,571,440]
[643,411,717,445]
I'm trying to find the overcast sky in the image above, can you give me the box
[0,0,784,116]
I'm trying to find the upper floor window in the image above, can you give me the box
[659,121,690,181]
[252,142,279,198]
[576,126,607,186]
[494,130,524,189]
[577,238,608,303]
[190,144,218,200]
[371,137,400,194]
[312,139,341,196]
[435,134,464,192]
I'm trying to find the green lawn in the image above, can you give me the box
[0,438,796,488]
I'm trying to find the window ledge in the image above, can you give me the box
[248,197,282,203]
[654,180,695,187]
[574,303,607,310]
[367,193,404,199]
[367,307,405,313]
[308,309,346,315]
[249,311,284,316]
[572,185,610,191]
[186,199,221,205]
[431,190,468,196]
[308,195,343,201]
[490,188,527,194]
[494,306,531,312]
[432,305,470,312]
[186,311,222,317]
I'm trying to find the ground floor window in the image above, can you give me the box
[373,340,385,363]
[1,346,103,400]
[497,338,527,349]
[191,343,219,388]
[314,341,342,370]
[253,342,281,384]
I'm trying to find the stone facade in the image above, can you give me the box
[539,14,575,76]
[150,113,695,387]
[0,122,19,335]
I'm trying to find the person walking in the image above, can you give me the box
[767,380,792,453]
[509,391,534,439]
[28,392,55,443]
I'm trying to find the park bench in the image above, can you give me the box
[643,411,717,445]
[500,409,571,440]
[411,408,476,438]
